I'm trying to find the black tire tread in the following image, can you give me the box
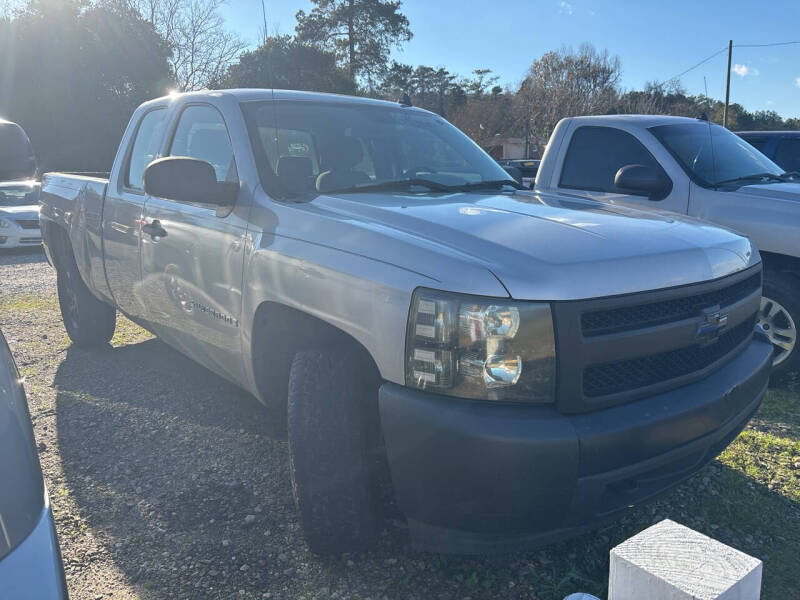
[56,254,116,347]
[287,350,378,554]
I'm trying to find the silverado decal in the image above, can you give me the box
[192,301,239,327]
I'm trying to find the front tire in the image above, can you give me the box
[287,350,379,554]
[56,260,116,347]
[760,271,799,377]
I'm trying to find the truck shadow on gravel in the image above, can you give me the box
[52,338,800,599]
[0,246,46,265]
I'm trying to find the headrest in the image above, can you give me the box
[322,136,363,171]
[188,129,231,165]
[277,156,313,193]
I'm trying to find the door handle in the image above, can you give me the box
[142,220,167,241]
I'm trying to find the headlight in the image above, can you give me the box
[405,288,556,402]
[0,218,10,228]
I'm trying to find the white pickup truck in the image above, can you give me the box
[536,115,800,375]
[39,90,773,555]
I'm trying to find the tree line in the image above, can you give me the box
[1,0,797,172]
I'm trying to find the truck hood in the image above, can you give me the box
[307,190,758,300]
[739,181,800,202]
[0,206,39,220]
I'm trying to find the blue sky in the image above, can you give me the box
[221,0,800,118]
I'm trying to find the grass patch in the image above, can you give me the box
[110,317,153,348]
[0,293,56,312]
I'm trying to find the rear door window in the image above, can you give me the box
[560,126,665,193]
[126,108,166,190]
[773,138,800,173]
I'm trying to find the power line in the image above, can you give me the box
[734,41,800,48]
[656,40,800,88]
[657,46,728,86]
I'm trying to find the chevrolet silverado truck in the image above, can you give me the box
[40,90,773,555]
[536,115,800,375]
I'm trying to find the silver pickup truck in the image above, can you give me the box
[40,89,773,555]
[536,115,800,375]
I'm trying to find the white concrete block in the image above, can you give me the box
[609,519,762,600]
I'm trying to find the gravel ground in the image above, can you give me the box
[1,247,798,600]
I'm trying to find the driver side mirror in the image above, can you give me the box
[614,164,671,201]
[143,157,238,212]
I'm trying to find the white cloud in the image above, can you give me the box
[766,100,774,106]
[732,64,759,77]
[559,1,574,14]
[795,77,800,88]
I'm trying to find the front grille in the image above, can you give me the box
[16,219,39,230]
[581,272,761,336]
[552,266,762,413]
[583,316,756,397]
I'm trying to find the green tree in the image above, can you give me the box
[221,35,355,95]
[295,0,411,87]
[0,0,171,171]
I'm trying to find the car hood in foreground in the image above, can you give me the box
[0,206,39,220]
[295,190,758,301]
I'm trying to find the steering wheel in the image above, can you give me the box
[404,165,438,178]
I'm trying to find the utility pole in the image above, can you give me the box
[524,120,530,159]
[723,39,733,128]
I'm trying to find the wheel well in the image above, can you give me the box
[250,301,382,406]
[761,251,800,281]
[39,219,73,273]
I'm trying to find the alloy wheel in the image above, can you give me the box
[759,295,797,366]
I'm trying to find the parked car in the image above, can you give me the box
[738,130,800,174]
[0,181,42,249]
[40,90,773,555]
[497,158,539,188]
[536,115,800,375]
[0,120,41,248]
[0,328,68,598]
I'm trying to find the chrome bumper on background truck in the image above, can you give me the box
[379,334,773,554]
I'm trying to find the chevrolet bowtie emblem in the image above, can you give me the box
[696,305,728,345]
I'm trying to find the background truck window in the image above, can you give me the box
[559,125,664,193]
[125,108,166,190]
[773,138,800,173]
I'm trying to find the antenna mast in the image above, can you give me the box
[261,0,268,45]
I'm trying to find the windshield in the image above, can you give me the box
[0,122,37,180]
[0,186,38,207]
[649,122,783,187]
[241,100,512,197]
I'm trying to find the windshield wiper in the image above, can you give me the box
[326,178,455,194]
[452,179,524,191]
[715,173,785,186]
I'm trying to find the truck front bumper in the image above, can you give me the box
[378,335,773,554]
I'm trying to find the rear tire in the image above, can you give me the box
[287,350,379,555]
[760,271,799,379]
[57,259,116,347]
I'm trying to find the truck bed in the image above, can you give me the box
[39,171,111,304]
